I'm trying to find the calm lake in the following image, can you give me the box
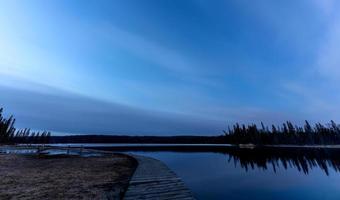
[124,150,340,200]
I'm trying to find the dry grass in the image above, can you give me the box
[0,153,137,200]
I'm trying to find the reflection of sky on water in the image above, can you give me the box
[130,152,340,200]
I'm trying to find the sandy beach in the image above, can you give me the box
[0,153,137,200]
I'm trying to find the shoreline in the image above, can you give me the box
[0,151,137,199]
[11,143,340,149]
[4,144,340,155]
[0,146,197,199]
[1,144,340,199]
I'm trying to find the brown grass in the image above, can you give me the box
[0,153,137,200]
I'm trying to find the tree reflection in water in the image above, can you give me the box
[225,147,340,175]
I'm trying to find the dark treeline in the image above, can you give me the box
[224,120,340,145]
[54,120,340,145]
[0,108,51,144]
[50,135,227,144]
[225,147,340,175]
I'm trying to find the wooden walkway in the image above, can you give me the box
[124,155,196,200]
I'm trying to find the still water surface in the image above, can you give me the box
[125,151,340,200]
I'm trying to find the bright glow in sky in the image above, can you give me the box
[1,0,340,135]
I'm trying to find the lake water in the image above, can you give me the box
[124,150,340,200]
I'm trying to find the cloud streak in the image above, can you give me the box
[316,20,340,80]
[0,84,226,135]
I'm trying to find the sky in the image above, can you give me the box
[1,0,340,135]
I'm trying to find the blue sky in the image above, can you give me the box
[1,0,340,135]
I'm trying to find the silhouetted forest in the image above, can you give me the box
[0,108,51,144]
[225,147,340,175]
[224,121,340,145]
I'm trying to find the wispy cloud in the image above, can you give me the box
[280,80,340,122]
[316,21,340,80]
[99,25,203,76]
[312,0,336,16]
[0,33,81,93]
